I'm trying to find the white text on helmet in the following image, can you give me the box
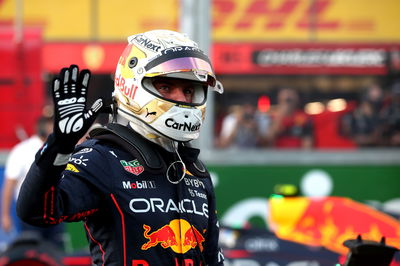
[115,74,138,99]
[161,46,203,55]
[132,35,161,52]
[165,118,201,132]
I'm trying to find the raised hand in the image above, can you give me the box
[52,65,103,152]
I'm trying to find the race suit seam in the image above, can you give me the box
[43,186,56,224]
[85,221,106,266]
[110,193,127,266]
[43,185,99,224]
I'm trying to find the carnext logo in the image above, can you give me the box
[165,118,200,132]
[122,181,156,189]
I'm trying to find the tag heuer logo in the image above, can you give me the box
[120,159,144,176]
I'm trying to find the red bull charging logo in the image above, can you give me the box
[141,219,205,254]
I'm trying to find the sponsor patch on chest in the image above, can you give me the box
[120,159,144,175]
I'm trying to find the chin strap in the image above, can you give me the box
[166,142,187,184]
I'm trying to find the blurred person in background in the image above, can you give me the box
[217,102,270,149]
[16,30,224,265]
[381,82,400,146]
[266,88,313,149]
[1,115,65,250]
[340,84,385,147]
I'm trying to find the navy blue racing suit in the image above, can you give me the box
[17,124,224,266]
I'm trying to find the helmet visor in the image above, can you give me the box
[142,77,207,106]
[144,49,216,87]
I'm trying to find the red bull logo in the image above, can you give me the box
[142,224,177,250]
[141,219,206,254]
[183,226,205,251]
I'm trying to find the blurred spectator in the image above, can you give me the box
[217,103,270,149]
[1,115,65,250]
[266,88,313,149]
[340,84,385,147]
[381,82,400,146]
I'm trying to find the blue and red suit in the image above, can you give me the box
[17,124,224,266]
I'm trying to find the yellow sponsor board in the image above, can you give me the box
[212,0,400,41]
[0,0,179,40]
[1,0,399,41]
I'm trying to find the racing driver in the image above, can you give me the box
[17,29,225,265]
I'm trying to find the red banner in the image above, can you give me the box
[43,42,126,74]
[42,42,400,75]
[212,42,400,75]
[0,26,44,148]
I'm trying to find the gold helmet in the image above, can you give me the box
[113,29,223,142]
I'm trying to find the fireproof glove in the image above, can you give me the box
[52,64,103,153]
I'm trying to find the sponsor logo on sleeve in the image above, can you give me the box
[75,148,93,155]
[65,163,79,173]
[69,155,89,166]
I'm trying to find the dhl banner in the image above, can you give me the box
[213,0,400,41]
[1,0,400,42]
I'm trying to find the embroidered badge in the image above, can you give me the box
[120,159,144,176]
